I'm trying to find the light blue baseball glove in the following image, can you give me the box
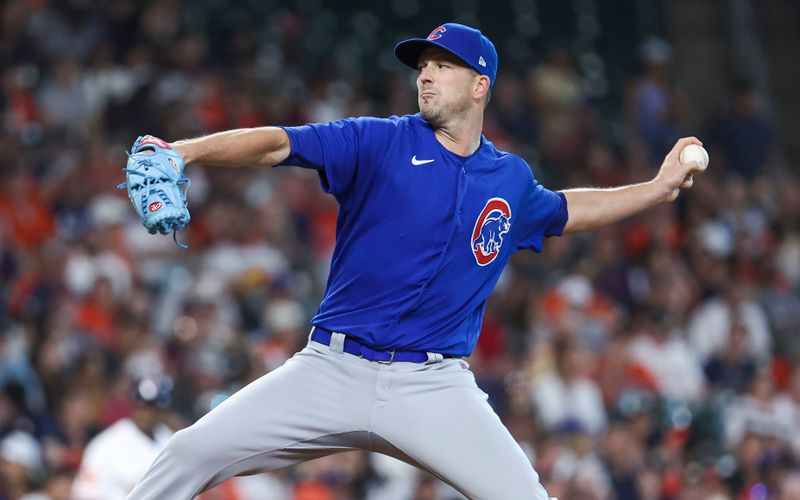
[117,135,191,247]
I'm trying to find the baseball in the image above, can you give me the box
[679,144,709,171]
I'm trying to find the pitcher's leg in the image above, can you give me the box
[128,346,375,500]
[373,361,550,500]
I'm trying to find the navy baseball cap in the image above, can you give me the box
[132,374,173,409]
[394,23,498,87]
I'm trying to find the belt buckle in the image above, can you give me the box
[377,350,396,365]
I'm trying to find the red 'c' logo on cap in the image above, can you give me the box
[428,26,446,40]
[148,201,162,212]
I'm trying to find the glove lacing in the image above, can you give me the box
[117,155,192,248]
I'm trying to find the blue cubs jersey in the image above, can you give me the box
[279,114,567,356]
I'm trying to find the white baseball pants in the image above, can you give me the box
[127,336,550,499]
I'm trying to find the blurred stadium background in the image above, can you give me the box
[1,0,799,499]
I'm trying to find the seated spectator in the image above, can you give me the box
[727,432,786,497]
[628,309,706,405]
[624,37,687,164]
[774,369,800,461]
[602,423,646,499]
[688,278,772,367]
[484,74,538,152]
[533,435,611,500]
[0,169,55,251]
[723,369,788,450]
[707,79,776,180]
[533,274,617,353]
[72,375,174,500]
[531,338,607,436]
[528,43,589,172]
[0,430,44,499]
[778,472,800,500]
[704,321,758,394]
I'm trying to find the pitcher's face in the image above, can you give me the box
[416,47,481,127]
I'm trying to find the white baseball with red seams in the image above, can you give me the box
[679,144,709,170]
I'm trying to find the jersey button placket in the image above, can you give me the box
[396,157,465,322]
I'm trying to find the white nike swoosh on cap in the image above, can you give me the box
[411,155,435,165]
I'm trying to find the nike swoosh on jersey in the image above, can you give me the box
[411,155,435,166]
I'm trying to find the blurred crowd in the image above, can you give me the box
[1,1,799,499]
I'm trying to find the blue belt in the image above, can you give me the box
[310,326,456,364]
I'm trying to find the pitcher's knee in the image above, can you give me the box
[163,427,206,462]
[127,426,213,500]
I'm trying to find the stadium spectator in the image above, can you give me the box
[707,79,776,180]
[531,338,607,436]
[72,375,174,500]
[688,277,772,367]
[627,309,706,405]
[625,37,687,163]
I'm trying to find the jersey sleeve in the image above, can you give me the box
[277,117,395,201]
[513,168,568,253]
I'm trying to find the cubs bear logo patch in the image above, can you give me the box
[471,198,511,266]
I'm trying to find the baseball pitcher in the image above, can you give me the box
[123,23,706,500]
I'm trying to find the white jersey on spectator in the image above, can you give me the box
[629,331,706,404]
[533,372,607,435]
[72,418,172,500]
[688,296,772,365]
